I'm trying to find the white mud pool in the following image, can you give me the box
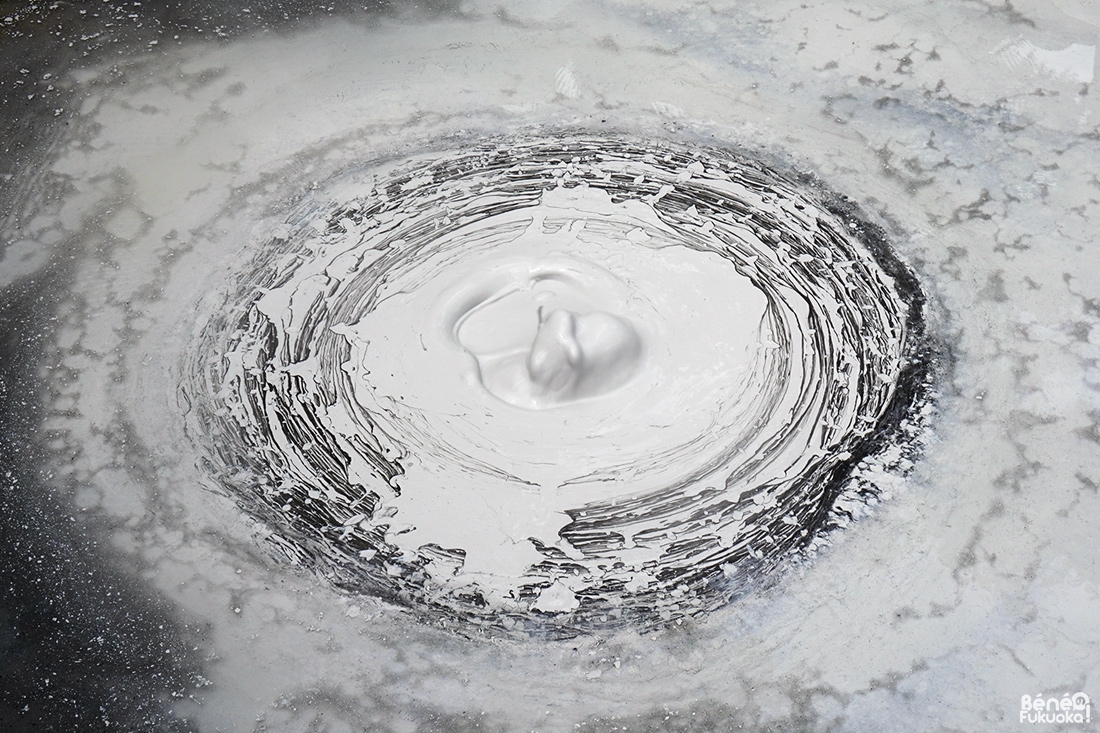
[0,1,1097,732]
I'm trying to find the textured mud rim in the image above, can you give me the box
[185,132,939,639]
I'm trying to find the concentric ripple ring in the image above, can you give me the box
[185,134,933,638]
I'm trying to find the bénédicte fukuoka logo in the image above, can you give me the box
[1020,693,1091,724]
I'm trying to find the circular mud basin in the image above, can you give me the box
[188,135,932,638]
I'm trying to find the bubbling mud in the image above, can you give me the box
[186,135,932,637]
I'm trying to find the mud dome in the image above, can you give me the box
[188,136,931,636]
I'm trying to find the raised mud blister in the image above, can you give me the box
[185,135,934,638]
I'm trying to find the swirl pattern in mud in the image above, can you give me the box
[185,135,932,637]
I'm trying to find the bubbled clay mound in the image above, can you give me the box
[186,134,935,638]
